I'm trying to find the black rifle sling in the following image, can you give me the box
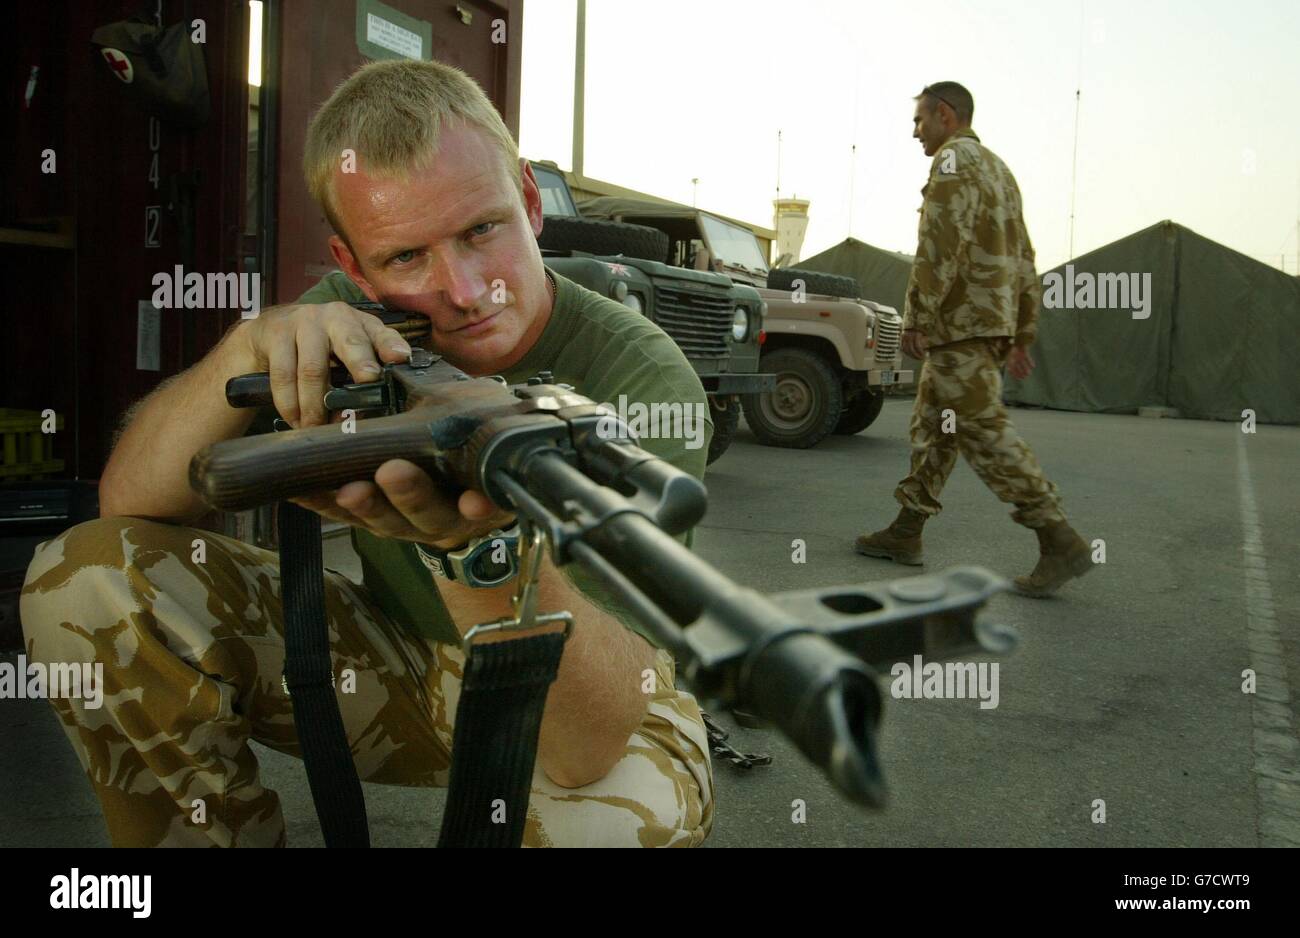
[278,501,371,847]
[277,501,566,848]
[437,630,568,848]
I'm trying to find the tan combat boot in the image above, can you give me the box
[1013,521,1094,597]
[854,507,928,566]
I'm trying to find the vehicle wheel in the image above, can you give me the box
[741,348,843,449]
[538,216,669,263]
[834,389,885,435]
[706,396,740,464]
[766,267,860,299]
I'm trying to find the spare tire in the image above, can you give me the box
[538,216,669,263]
[766,267,860,299]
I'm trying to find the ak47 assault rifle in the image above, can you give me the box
[190,341,1015,846]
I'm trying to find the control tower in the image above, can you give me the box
[773,197,810,266]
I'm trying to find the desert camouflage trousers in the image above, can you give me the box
[895,337,1066,527]
[20,517,714,847]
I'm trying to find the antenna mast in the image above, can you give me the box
[848,67,859,238]
[1069,3,1085,259]
[848,144,857,237]
[776,129,783,201]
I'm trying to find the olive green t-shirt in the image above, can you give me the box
[293,269,713,647]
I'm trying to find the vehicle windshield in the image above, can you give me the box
[699,214,769,274]
[532,165,579,217]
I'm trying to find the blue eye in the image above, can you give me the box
[470,222,495,237]
[392,250,416,265]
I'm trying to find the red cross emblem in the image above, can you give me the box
[101,48,134,84]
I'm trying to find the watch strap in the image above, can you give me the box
[415,524,520,587]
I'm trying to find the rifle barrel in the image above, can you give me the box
[518,449,888,808]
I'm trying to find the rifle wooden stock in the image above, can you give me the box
[190,361,583,512]
[189,411,458,511]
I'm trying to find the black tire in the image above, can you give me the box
[766,267,860,299]
[741,348,843,449]
[834,389,885,435]
[706,396,740,465]
[538,215,669,263]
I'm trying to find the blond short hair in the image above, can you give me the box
[304,58,520,239]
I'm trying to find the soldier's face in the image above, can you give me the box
[912,99,949,157]
[328,125,551,375]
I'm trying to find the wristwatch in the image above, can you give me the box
[415,524,521,589]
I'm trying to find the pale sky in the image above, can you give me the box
[519,0,1300,273]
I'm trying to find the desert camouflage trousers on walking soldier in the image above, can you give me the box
[901,336,1063,523]
[856,336,1093,596]
[20,517,714,847]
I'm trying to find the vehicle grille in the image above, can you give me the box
[653,282,735,359]
[874,316,901,363]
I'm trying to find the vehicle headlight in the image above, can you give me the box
[610,280,628,302]
[623,293,643,313]
[732,307,749,341]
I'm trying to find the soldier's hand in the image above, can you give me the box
[902,329,928,360]
[289,459,516,549]
[1007,345,1035,380]
[238,301,413,429]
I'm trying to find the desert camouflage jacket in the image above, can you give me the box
[902,129,1041,348]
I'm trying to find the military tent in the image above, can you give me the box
[794,237,915,313]
[1004,221,1300,424]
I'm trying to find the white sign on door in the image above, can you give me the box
[366,13,423,59]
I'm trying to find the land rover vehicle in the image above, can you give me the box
[529,162,775,464]
[578,198,914,450]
